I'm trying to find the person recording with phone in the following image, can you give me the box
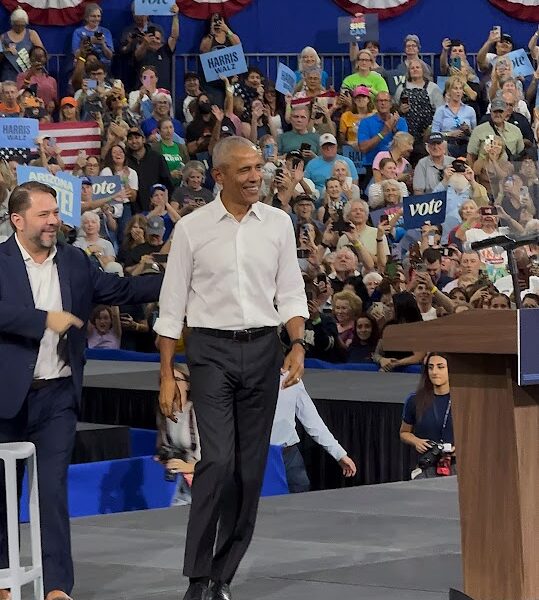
[400,353,455,479]
[71,3,113,67]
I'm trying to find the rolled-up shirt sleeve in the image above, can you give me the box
[275,218,309,325]
[153,222,193,340]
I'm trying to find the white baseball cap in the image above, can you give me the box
[319,133,337,146]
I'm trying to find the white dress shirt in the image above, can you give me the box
[15,235,71,380]
[270,375,346,462]
[154,195,309,339]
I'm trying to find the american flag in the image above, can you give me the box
[39,121,102,169]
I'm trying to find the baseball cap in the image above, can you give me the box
[427,132,444,144]
[127,126,144,138]
[352,85,370,97]
[80,177,92,186]
[291,194,315,209]
[491,98,507,112]
[319,133,337,146]
[60,96,77,108]
[500,33,513,45]
[150,183,167,194]
[146,215,165,236]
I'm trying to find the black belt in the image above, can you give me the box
[193,326,276,342]
[30,377,69,390]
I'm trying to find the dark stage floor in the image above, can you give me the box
[20,477,461,600]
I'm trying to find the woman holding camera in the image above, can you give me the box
[400,352,455,479]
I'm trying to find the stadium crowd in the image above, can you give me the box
[1,3,539,368]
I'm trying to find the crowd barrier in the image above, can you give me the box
[19,429,288,521]
[85,347,422,374]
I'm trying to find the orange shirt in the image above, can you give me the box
[0,102,21,115]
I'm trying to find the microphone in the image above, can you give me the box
[462,234,539,253]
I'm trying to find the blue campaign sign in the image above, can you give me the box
[436,76,448,92]
[200,44,247,83]
[88,175,122,201]
[275,63,296,96]
[386,69,407,96]
[16,166,82,228]
[403,191,447,230]
[0,118,38,149]
[518,309,539,385]
[535,84,539,108]
[370,204,403,227]
[341,144,365,175]
[337,14,379,44]
[133,0,175,16]
[494,49,534,78]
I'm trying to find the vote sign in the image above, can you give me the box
[403,191,447,229]
[133,0,175,16]
[88,176,122,200]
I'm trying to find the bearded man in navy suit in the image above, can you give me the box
[0,182,162,600]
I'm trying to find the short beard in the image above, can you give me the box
[31,232,57,250]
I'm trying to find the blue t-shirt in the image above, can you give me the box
[304,154,359,195]
[402,392,453,444]
[357,114,408,166]
[71,26,114,66]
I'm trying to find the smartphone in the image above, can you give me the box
[344,176,353,188]
[119,313,131,320]
[48,137,56,147]
[450,57,462,70]
[147,26,157,36]
[113,79,122,89]
[300,143,311,152]
[85,79,97,90]
[442,247,456,258]
[263,143,275,160]
[275,167,284,179]
[94,31,103,39]
[480,206,498,216]
[521,186,529,197]
[316,273,327,285]
[493,25,501,37]
[152,253,168,263]
[416,263,427,273]
[297,249,310,259]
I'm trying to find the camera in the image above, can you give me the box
[94,31,103,39]
[157,444,190,482]
[147,26,157,36]
[332,201,352,234]
[312,109,324,120]
[417,441,443,469]
[453,159,466,173]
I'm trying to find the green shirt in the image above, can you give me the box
[277,131,320,156]
[341,71,388,97]
[159,141,184,182]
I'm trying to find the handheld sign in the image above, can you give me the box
[200,44,247,82]
[436,76,448,92]
[16,166,82,227]
[0,118,39,149]
[337,14,379,44]
[403,191,447,229]
[342,144,366,175]
[133,0,175,16]
[493,49,534,78]
[88,175,122,201]
[275,63,296,96]
[386,69,407,96]
[370,204,403,227]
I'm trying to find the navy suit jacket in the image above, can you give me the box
[0,235,163,419]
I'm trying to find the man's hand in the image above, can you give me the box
[281,345,305,388]
[441,37,451,51]
[211,104,224,122]
[301,149,316,161]
[46,311,84,335]
[344,223,360,243]
[338,456,357,477]
[159,375,181,421]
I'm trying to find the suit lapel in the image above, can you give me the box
[4,235,34,308]
[55,243,72,312]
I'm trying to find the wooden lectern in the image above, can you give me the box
[384,310,538,600]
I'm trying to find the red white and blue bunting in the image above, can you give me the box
[0,0,100,26]
[333,0,418,20]
[488,0,539,22]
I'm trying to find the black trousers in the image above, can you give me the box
[183,329,282,583]
[0,377,77,595]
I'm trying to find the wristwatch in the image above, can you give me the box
[290,338,307,351]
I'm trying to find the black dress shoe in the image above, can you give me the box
[207,582,231,600]
[182,582,209,600]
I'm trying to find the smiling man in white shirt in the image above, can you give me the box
[154,136,308,600]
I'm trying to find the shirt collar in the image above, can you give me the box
[15,233,57,266]
[213,192,263,223]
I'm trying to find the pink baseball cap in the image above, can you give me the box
[352,85,371,97]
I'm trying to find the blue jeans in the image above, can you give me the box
[283,445,310,493]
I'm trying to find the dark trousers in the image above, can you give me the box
[0,377,76,595]
[183,329,282,584]
[283,445,310,493]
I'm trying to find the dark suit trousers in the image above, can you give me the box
[183,329,282,583]
[0,377,77,595]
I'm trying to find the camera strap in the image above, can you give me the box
[439,398,452,443]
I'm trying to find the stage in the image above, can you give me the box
[19,476,461,600]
